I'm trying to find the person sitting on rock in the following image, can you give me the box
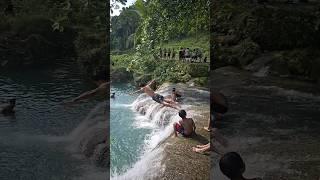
[1,99,16,115]
[130,79,180,110]
[65,70,109,104]
[219,152,262,180]
[173,110,196,137]
[171,87,182,102]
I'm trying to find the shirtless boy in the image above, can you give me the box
[131,79,180,110]
[173,110,196,137]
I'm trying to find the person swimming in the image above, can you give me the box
[219,152,262,180]
[111,92,115,99]
[64,70,110,104]
[1,99,16,115]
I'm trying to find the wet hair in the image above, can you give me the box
[172,88,176,92]
[219,152,245,179]
[178,110,187,118]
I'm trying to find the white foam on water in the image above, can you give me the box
[111,86,205,179]
[111,147,165,180]
[68,101,106,143]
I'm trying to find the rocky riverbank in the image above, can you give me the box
[151,83,211,179]
[211,0,320,84]
[210,66,320,180]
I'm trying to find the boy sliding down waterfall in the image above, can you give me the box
[130,79,180,110]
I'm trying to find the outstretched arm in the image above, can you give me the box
[65,82,109,104]
[129,88,142,95]
[147,79,156,86]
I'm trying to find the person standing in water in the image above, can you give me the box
[1,99,16,115]
[64,71,110,104]
[130,79,180,110]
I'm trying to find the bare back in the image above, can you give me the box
[180,118,195,135]
[142,86,155,97]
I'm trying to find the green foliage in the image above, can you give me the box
[111,6,141,51]
[112,52,209,86]
[134,0,210,52]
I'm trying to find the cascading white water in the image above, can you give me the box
[113,83,210,179]
[68,101,107,143]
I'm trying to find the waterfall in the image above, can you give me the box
[113,83,209,179]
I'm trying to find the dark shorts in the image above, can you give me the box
[152,93,164,103]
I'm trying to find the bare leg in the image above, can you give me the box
[203,118,211,132]
[164,98,181,107]
[173,123,178,137]
[161,102,179,110]
[192,143,210,153]
[196,143,210,148]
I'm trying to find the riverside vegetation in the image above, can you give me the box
[111,0,210,87]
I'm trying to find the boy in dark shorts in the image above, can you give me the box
[219,152,262,180]
[131,79,180,110]
[173,110,196,137]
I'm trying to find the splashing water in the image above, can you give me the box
[111,83,209,179]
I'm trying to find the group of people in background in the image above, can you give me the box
[159,47,207,63]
